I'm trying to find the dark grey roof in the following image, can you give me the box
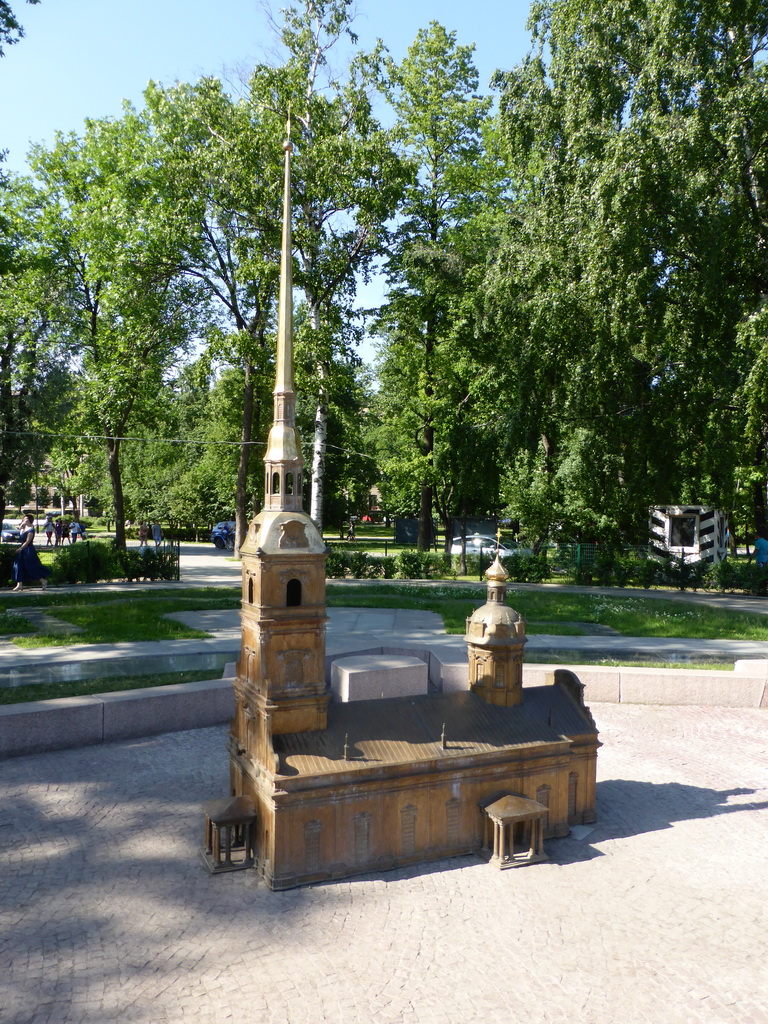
[273,686,596,778]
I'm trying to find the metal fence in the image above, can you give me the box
[158,539,181,581]
[552,544,650,571]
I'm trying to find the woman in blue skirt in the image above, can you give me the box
[12,515,52,592]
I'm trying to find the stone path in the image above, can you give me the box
[1,702,766,1024]
[10,608,84,635]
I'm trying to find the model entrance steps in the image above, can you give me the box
[331,655,428,702]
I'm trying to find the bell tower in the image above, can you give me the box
[230,123,328,793]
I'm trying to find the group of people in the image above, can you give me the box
[137,521,163,549]
[10,513,89,591]
[40,514,86,547]
[8,514,168,592]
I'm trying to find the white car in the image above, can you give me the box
[450,534,522,558]
[1,521,21,543]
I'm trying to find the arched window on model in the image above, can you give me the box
[248,577,254,604]
[285,472,293,495]
[272,471,280,494]
[286,578,302,606]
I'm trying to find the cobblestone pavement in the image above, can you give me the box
[1,703,766,1024]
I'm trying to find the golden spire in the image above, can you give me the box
[263,117,303,512]
[275,115,294,396]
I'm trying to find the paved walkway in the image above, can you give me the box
[5,603,768,688]
[2,549,767,1021]
[6,542,768,683]
[1,702,766,1024]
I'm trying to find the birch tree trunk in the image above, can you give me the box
[309,302,327,530]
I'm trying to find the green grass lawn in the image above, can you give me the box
[0,580,755,704]
[1,581,765,646]
[0,587,240,646]
[326,582,768,640]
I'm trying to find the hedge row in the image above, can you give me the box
[575,550,768,595]
[0,540,178,587]
[325,547,551,583]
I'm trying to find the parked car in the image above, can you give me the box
[449,534,528,558]
[1,521,21,543]
[211,521,235,549]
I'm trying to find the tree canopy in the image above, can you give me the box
[2,1,768,549]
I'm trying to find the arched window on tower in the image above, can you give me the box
[272,471,280,494]
[286,578,302,606]
[285,472,293,494]
[248,577,254,604]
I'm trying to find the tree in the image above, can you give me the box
[375,22,505,548]
[0,0,39,57]
[0,175,67,527]
[252,0,407,530]
[489,0,768,542]
[144,77,282,551]
[31,109,202,547]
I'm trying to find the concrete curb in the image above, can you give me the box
[523,663,768,708]
[2,653,767,760]
[0,678,234,759]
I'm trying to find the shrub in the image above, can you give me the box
[49,540,177,585]
[379,555,397,579]
[346,550,382,579]
[325,547,387,579]
[501,553,551,583]
[395,550,454,579]
[630,556,661,590]
[710,559,768,596]
[325,548,349,579]
[654,555,711,591]
[0,543,17,587]
[50,541,118,584]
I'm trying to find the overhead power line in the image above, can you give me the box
[3,429,377,461]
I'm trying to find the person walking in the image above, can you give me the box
[11,514,51,592]
[54,517,63,547]
[755,530,768,568]
[43,515,54,547]
[152,521,163,548]
[69,518,81,543]
[138,521,149,549]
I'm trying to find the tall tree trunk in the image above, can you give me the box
[234,361,255,557]
[309,301,327,531]
[417,472,433,551]
[418,322,435,551]
[458,501,468,576]
[106,438,126,549]
[310,386,328,531]
[752,434,768,536]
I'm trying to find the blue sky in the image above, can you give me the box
[1,1,535,363]
[1,0,535,174]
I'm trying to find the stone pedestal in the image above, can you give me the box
[330,655,428,702]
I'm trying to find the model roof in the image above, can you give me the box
[273,686,597,778]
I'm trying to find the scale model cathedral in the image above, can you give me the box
[225,129,599,891]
